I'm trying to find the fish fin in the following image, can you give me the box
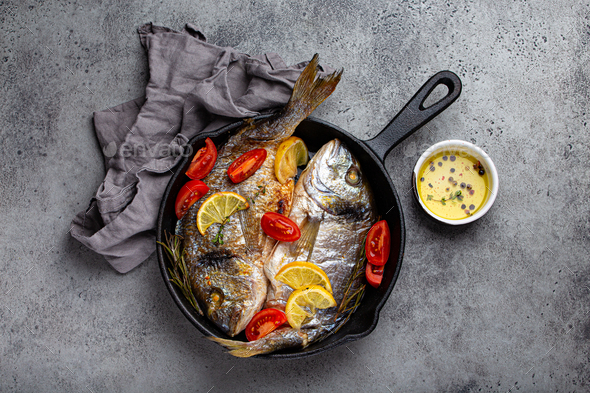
[284,54,343,119]
[290,216,321,261]
[265,238,280,264]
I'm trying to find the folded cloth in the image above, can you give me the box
[70,23,331,273]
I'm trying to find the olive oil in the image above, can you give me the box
[417,151,489,220]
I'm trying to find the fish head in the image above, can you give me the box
[205,283,248,337]
[192,251,262,337]
[303,139,374,217]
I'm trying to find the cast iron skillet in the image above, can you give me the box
[156,71,461,358]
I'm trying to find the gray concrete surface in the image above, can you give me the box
[1,0,589,391]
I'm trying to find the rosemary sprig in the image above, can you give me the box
[212,216,230,246]
[158,231,203,316]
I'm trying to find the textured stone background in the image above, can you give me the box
[1,0,589,391]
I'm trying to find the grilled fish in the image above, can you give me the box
[211,139,376,356]
[179,55,342,337]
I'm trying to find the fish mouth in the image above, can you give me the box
[208,304,244,337]
[326,139,346,162]
[228,307,244,336]
[323,138,342,157]
[325,141,362,186]
[317,139,358,181]
[318,139,349,169]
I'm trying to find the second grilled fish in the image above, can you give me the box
[211,139,376,356]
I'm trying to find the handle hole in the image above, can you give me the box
[422,83,449,109]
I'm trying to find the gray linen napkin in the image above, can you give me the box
[70,23,331,273]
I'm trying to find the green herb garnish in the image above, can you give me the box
[249,185,267,205]
[428,189,464,206]
[213,216,230,246]
[158,232,203,315]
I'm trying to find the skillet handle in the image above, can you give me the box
[364,70,461,162]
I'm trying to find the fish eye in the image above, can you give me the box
[345,166,361,186]
[209,288,225,306]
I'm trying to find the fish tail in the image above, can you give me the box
[246,55,341,141]
[284,54,343,119]
[208,328,310,358]
[208,337,265,358]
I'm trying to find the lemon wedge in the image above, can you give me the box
[274,136,309,184]
[275,261,332,293]
[196,191,249,235]
[285,285,337,329]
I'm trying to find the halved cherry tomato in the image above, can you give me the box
[365,220,391,266]
[261,212,301,242]
[174,180,209,219]
[245,308,287,341]
[186,137,217,180]
[366,262,384,288]
[227,148,267,183]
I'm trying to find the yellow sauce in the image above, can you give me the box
[417,152,489,220]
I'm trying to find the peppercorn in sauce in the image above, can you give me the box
[417,152,489,220]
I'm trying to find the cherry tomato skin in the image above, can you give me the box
[245,308,288,341]
[227,149,267,183]
[366,262,384,288]
[174,180,209,219]
[261,212,301,242]
[365,220,391,266]
[186,138,217,180]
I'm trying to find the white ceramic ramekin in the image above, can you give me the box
[412,140,498,225]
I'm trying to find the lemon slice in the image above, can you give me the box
[285,285,337,329]
[274,136,309,184]
[275,261,332,293]
[196,191,249,235]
